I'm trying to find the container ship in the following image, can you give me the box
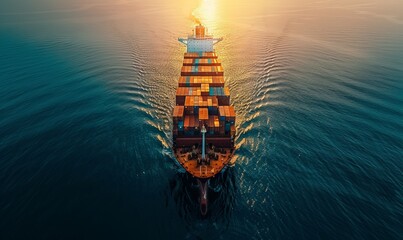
[172,25,236,215]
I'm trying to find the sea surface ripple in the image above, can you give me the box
[0,0,402,239]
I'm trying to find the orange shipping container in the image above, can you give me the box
[184,115,190,128]
[199,108,209,120]
[207,98,212,107]
[219,106,225,117]
[173,106,184,119]
[229,106,236,118]
[212,96,218,107]
[224,87,230,96]
[224,106,230,117]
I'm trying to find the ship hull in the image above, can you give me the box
[173,26,236,180]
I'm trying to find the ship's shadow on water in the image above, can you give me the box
[168,167,237,236]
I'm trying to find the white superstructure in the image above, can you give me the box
[178,25,223,53]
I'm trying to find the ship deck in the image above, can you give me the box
[174,147,234,178]
[174,27,236,180]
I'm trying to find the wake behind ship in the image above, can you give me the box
[172,25,236,215]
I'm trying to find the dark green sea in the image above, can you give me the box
[0,0,402,239]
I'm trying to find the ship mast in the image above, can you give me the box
[201,125,207,160]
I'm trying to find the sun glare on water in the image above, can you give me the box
[192,0,217,27]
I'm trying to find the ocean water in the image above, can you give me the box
[0,0,402,239]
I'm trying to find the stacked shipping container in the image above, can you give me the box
[173,52,236,147]
[183,58,221,66]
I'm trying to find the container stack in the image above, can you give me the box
[181,66,224,76]
[183,58,221,66]
[184,52,218,58]
[173,51,236,147]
